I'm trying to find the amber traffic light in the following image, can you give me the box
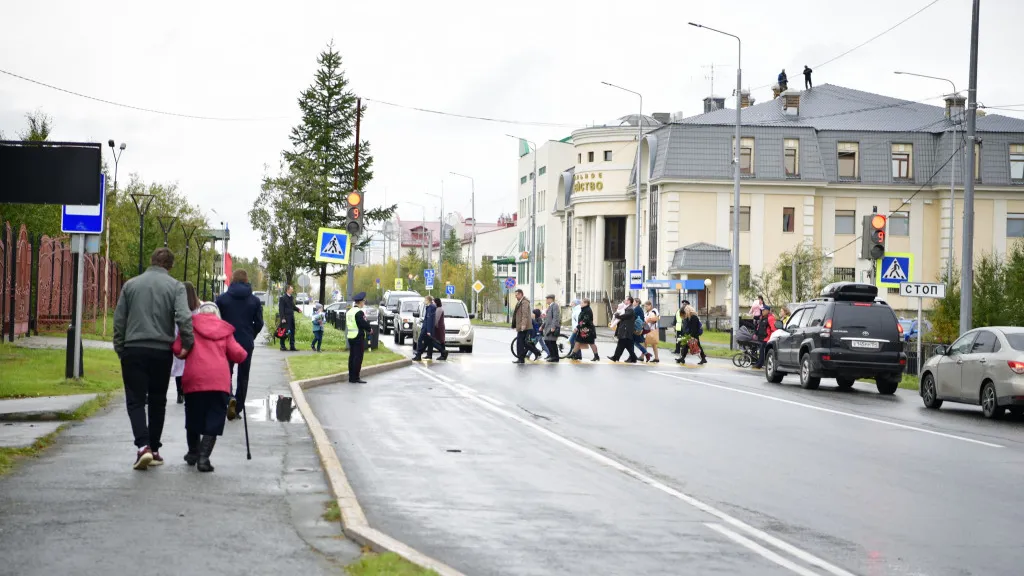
[346,190,364,235]
[861,213,887,260]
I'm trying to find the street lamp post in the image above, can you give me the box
[704,278,712,328]
[195,236,212,298]
[506,135,537,307]
[690,21,742,349]
[103,140,125,337]
[450,172,477,313]
[426,184,445,288]
[601,81,644,296]
[895,71,960,283]
[156,215,178,247]
[129,193,155,275]
[180,223,198,282]
[961,0,981,334]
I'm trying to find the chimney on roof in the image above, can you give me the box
[740,90,754,109]
[944,93,966,121]
[781,90,801,116]
[703,96,726,113]
[670,111,686,122]
[652,112,671,124]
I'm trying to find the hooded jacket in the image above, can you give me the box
[215,282,264,350]
[172,314,249,394]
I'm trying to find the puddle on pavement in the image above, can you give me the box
[244,395,305,423]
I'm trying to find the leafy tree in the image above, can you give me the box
[442,228,463,266]
[281,41,394,304]
[19,110,52,141]
[744,244,831,309]
[0,111,61,237]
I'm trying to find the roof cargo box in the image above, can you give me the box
[820,282,878,302]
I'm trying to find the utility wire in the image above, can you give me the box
[0,66,289,122]
[363,97,581,128]
[748,0,943,92]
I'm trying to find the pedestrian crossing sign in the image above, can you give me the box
[876,252,913,288]
[315,227,350,264]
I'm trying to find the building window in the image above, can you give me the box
[734,137,754,175]
[649,186,659,276]
[520,175,527,185]
[833,267,856,282]
[1011,145,1024,181]
[890,211,910,236]
[838,142,859,179]
[892,144,912,179]
[604,150,613,161]
[536,225,545,283]
[835,210,856,235]
[739,265,751,291]
[517,231,530,284]
[887,287,900,295]
[529,172,534,181]
[588,151,595,162]
[539,166,547,176]
[578,153,582,164]
[784,139,799,177]
[783,207,795,232]
[1008,214,1024,238]
[729,206,751,232]
[975,143,981,181]
[539,190,545,211]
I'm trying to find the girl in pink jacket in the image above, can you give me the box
[173,303,248,472]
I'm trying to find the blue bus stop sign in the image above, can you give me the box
[61,174,105,234]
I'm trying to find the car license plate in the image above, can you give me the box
[851,340,880,350]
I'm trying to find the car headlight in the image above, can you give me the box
[459,324,471,336]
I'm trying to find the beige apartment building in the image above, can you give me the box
[551,84,1024,320]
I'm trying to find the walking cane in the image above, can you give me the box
[242,406,252,460]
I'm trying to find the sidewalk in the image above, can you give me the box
[0,343,362,576]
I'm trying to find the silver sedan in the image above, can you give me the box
[920,326,1024,419]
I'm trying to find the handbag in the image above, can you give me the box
[687,337,701,356]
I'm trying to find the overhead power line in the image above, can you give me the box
[363,98,581,128]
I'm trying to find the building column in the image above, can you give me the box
[625,214,636,276]
[595,215,606,299]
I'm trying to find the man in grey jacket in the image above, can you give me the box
[542,294,561,362]
[113,247,194,470]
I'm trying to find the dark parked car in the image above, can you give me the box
[764,282,907,394]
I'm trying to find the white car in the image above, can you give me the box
[412,299,475,353]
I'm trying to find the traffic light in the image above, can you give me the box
[861,213,887,260]
[346,190,363,236]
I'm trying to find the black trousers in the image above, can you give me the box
[805,76,812,89]
[544,333,560,361]
[516,329,540,360]
[612,338,638,362]
[280,318,295,350]
[680,336,707,362]
[348,338,364,382]
[416,331,435,358]
[120,347,173,451]
[230,350,253,407]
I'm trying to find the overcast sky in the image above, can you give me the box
[2,0,1022,259]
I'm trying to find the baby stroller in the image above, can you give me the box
[732,325,761,368]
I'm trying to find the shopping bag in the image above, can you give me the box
[688,338,701,356]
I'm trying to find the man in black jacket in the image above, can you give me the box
[609,297,638,363]
[216,269,264,421]
[278,285,300,351]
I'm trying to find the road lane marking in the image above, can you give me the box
[705,523,823,576]
[649,371,1004,449]
[409,365,855,576]
[476,394,505,407]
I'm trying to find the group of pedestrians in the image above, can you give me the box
[412,295,449,362]
[113,248,264,473]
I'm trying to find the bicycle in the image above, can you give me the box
[510,332,572,359]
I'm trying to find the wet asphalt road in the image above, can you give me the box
[308,327,1024,575]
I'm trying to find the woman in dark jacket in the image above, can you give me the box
[609,302,638,363]
[569,299,600,361]
[678,305,707,365]
[432,297,448,361]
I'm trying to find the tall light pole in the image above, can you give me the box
[425,185,445,287]
[450,171,476,313]
[690,21,742,348]
[104,140,125,337]
[129,193,155,275]
[506,135,537,306]
[601,81,644,294]
[894,71,960,283]
[960,0,981,334]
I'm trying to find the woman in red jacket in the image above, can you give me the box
[173,304,248,472]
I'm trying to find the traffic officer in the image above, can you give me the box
[346,292,372,384]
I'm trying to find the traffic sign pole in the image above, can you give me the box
[917,297,923,377]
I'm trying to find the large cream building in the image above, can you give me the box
[545,84,1024,321]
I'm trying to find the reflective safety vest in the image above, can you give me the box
[675,311,684,332]
[346,309,362,340]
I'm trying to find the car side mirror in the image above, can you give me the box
[933,345,947,357]
[379,300,385,306]
[469,313,476,319]
[412,311,420,318]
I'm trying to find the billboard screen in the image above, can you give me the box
[0,142,102,205]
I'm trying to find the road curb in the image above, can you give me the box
[288,363,466,576]
[293,358,413,390]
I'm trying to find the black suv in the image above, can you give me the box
[764,282,907,394]
[379,290,421,335]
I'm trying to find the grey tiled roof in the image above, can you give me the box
[677,84,1024,133]
[670,242,732,272]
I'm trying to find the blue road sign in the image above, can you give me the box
[314,227,350,264]
[61,174,105,234]
[628,269,643,290]
[424,268,436,290]
[375,278,380,287]
[876,252,913,288]
[445,284,455,296]
[504,277,516,290]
